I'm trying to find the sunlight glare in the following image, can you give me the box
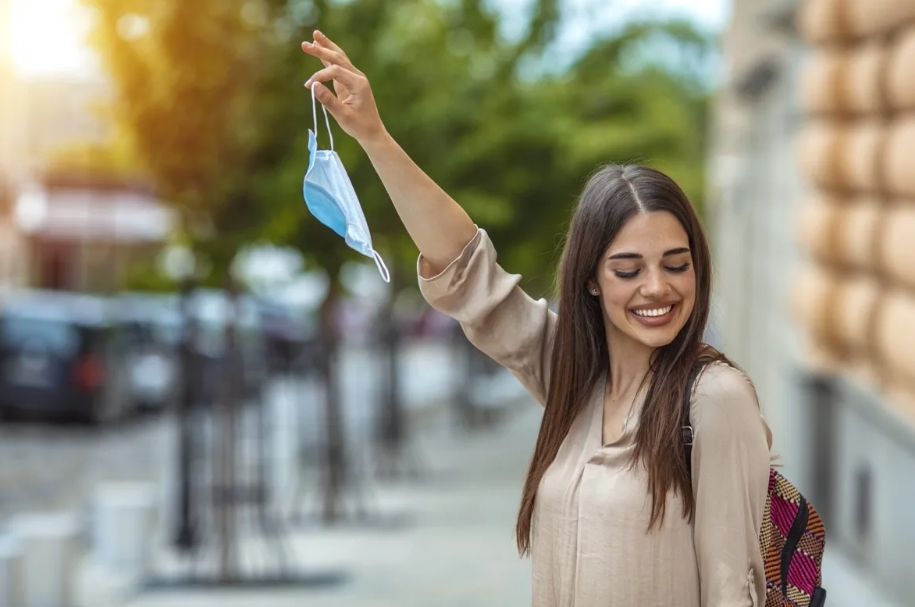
[10,0,96,77]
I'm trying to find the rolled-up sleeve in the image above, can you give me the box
[690,363,773,607]
[417,227,557,405]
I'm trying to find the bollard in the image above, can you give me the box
[271,377,300,515]
[92,482,158,576]
[0,533,24,607]
[8,512,81,607]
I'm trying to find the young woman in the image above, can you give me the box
[302,30,772,607]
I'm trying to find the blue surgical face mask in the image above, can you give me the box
[303,86,390,282]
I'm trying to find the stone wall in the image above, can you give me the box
[795,0,915,420]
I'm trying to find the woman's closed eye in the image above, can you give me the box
[613,263,691,280]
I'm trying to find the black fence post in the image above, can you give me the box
[173,278,198,552]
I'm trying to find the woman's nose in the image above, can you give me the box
[641,269,670,298]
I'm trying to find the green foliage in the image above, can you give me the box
[81,0,716,298]
[446,19,716,294]
[252,0,558,285]
[79,0,270,279]
[44,140,141,181]
[120,255,179,293]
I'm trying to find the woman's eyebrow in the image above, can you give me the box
[608,247,691,260]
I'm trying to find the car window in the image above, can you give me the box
[152,322,181,346]
[0,317,81,357]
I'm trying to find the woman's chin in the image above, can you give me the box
[629,323,685,350]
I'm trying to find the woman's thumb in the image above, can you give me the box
[312,82,340,115]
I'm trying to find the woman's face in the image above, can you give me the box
[590,211,697,353]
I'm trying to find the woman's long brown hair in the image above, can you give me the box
[515,164,729,555]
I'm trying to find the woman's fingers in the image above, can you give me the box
[301,40,335,63]
[301,38,359,75]
[313,31,347,60]
[310,82,342,114]
[304,64,364,92]
[300,31,384,144]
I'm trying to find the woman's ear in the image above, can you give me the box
[587,281,600,296]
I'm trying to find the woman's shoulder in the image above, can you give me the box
[692,360,757,405]
[690,361,773,447]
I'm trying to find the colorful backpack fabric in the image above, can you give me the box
[759,469,827,607]
[682,366,827,607]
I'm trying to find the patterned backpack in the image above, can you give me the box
[682,366,827,607]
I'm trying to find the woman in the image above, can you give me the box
[302,30,772,607]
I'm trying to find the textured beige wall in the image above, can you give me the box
[796,0,915,412]
[800,0,915,42]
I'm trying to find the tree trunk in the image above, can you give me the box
[376,268,406,478]
[217,276,241,583]
[173,278,198,551]
[318,280,347,524]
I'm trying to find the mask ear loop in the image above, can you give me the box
[310,85,335,151]
[372,250,390,283]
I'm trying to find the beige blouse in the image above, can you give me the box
[418,228,773,607]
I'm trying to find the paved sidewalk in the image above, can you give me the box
[78,399,903,607]
[87,400,540,607]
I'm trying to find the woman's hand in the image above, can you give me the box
[302,31,386,147]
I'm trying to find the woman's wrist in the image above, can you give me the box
[360,125,394,157]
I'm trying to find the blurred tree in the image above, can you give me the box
[72,4,714,295]
[45,140,140,182]
[79,0,280,567]
[79,0,269,280]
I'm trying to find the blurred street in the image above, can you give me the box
[93,400,540,607]
[0,412,167,524]
[72,394,899,607]
[0,339,474,524]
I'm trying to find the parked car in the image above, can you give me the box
[118,293,182,412]
[120,289,272,409]
[0,290,133,423]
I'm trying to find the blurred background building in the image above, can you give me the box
[711,0,915,602]
[0,0,22,293]
[0,0,173,295]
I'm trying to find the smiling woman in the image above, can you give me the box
[9,0,96,77]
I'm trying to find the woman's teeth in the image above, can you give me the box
[632,305,673,318]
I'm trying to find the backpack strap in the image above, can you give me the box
[681,362,707,477]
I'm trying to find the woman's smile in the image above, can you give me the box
[629,302,678,327]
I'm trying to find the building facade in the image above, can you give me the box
[0,0,173,295]
[710,0,915,603]
[0,0,24,293]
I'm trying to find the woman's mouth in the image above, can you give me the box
[629,303,677,327]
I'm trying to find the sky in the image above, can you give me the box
[8,0,730,77]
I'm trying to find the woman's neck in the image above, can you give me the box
[606,335,655,400]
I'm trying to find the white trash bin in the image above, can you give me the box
[8,512,81,607]
[0,533,24,607]
[92,482,158,576]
